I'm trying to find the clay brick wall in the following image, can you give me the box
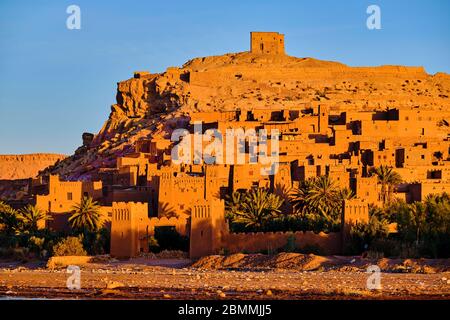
[341,199,370,242]
[110,201,148,258]
[250,32,285,55]
[219,231,341,256]
[35,175,104,231]
[189,199,342,259]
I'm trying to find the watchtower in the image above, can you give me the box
[250,32,285,55]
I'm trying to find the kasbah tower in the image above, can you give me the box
[23,31,450,259]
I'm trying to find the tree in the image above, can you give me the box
[338,188,355,201]
[290,176,346,232]
[68,197,103,232]
[408,202,427,245]
[233,188,284,229]
[0,201,20,235]
[370,165,402,204]
[225,191,244,221]
[18,205,49,232]
[290,179,314,216]
[422,193,450,257]
[306,175,341,220]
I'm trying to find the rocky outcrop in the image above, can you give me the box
[42,51,450,181]
[0,154,66,180]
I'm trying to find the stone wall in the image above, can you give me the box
[220,231,341,256]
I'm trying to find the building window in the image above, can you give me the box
[67,192,73,200]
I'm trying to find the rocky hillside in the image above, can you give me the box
[42,52,450,181]
[0,154,66,180]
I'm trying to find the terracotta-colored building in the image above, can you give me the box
[27,32,450,259]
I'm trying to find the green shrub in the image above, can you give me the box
[52,236,87,256]
[148,236,159,252]
[284,234,296,252]
[28,236,45,254]
[0,247,29,262]
[80,228,110,255]
[154,226,188,252]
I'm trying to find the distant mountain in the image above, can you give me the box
[0,154,66,180]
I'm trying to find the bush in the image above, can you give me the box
[284,234,296,252]
[153,226,189,252]
[80,228,110,255]
[230,215,340,234]
[28,236,45,254]
[52,237,87,256]
[148,236,159,252]
[0,247,30,262]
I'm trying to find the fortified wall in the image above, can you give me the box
[110,201,189,258]
[110,197,368,259]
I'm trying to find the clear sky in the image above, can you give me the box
[0,0,449,155]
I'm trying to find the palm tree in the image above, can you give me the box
[424,193,450,236]
[233,188,284,228]
[0,201,19,234]
[370,165,402,205]
[69,197,103,232]
[18,204,49,232]
[225,191,244,221]
[409,202,427,245]
[338,188,355,201]
[290,179,314,216]
[0,201,11,213]
[306,176,341,219]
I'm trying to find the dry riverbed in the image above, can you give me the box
[0,254,449,300]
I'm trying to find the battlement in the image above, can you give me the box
[112,201,148,208]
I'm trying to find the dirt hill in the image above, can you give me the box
[38,51,450,180]
[192,253,450,273]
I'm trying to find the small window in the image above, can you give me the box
[421,155,425,159]
[67,192,73,200]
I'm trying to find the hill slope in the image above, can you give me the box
[40,52,450,181]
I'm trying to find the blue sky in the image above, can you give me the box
[0,0,449,154]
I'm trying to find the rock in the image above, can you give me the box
[82,133,95,147]
[106,281,124,289]
[47,256,92,269]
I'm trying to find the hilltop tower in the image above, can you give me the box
[250,32,285,55]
